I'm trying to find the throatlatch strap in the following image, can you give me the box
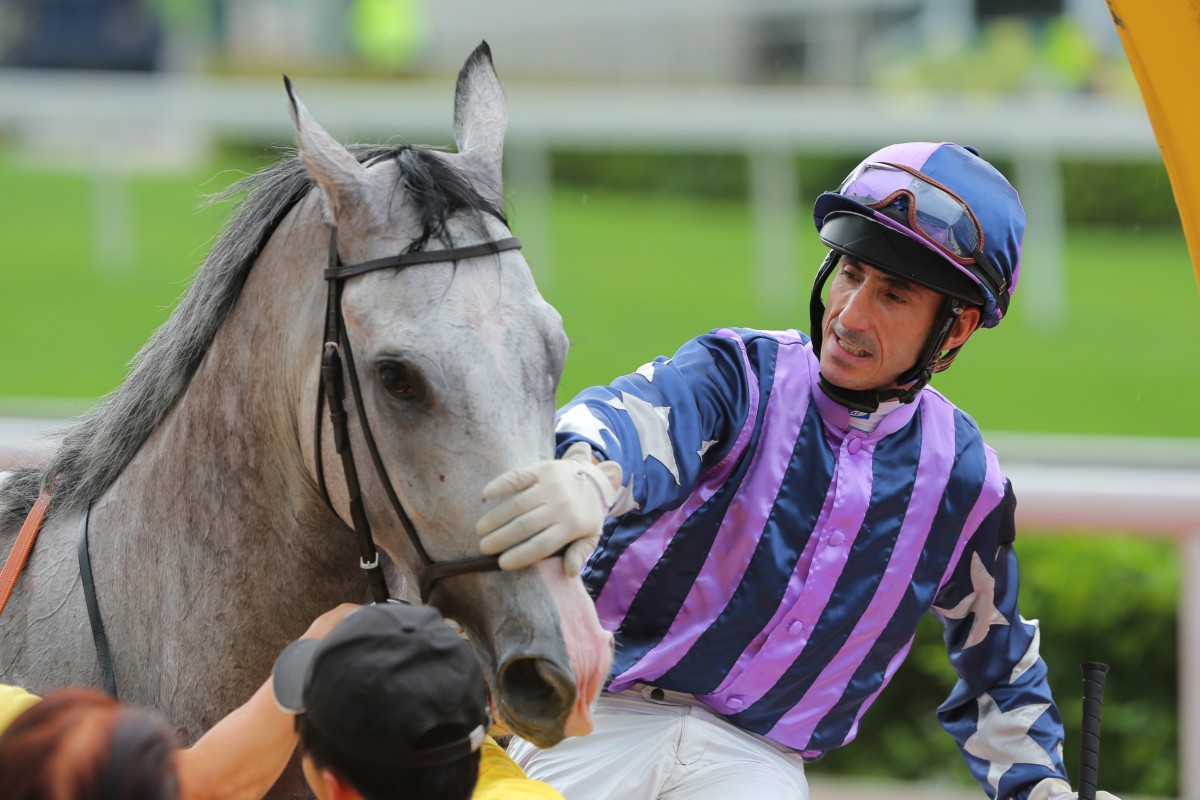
[78,501,118,698]
[0,489,52,619]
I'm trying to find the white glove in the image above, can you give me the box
[1029,778,1121,800]
[477,442,623,575]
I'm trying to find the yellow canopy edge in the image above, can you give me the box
[1107,0,1200,292]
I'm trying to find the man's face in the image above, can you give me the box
[819,257,945,392]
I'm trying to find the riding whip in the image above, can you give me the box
[1078,661,1110,800]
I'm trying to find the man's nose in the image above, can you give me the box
[837,287,872,330]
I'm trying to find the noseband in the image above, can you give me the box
[314,226,522,603]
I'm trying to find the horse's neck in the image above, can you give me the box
[109,257,319,547]
[93,219,364,719]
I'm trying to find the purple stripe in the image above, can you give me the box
[704,443,867,710]
[707,485,827,698]
[618,332,814,686]
[702,387,891,712]
[594,329,760,639]
[936,443,1004,593]
[868,141,944,171]
[838,635,918,750]
[766,393,957,744]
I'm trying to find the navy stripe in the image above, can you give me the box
[583,509,663,603]
[730,411,925,734]
[809,414,989,750]
[595,335,781,679]
[939,483,1027,695]
[654,400,835,694]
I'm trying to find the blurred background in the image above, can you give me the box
[1,1,1197,798]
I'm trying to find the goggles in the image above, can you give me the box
[836,160,1009,312]
[837,161,984,265]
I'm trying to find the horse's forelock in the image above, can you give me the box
[389,146,507,252]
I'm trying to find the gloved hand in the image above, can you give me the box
[477,442,623,576]
[1029,778,1121,800]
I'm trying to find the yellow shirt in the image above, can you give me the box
[473,737,564,800]
[0,684,41,735]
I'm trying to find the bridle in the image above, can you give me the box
[8,220,526,704]
[314,224,523,603]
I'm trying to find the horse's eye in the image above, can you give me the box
[378,362,420,400]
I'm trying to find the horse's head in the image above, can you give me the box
[286,43,612,747]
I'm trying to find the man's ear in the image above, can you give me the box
[945,304,981,350]
[322,768,363,800]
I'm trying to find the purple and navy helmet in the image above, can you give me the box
[813,142,1024,328]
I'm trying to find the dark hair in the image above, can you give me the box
[296,713,480,800]
[0,687,180,800]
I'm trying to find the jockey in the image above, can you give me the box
[477,142,1120,800]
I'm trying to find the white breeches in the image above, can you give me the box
[508,685,810,800]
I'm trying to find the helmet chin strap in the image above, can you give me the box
[809,250,964,414]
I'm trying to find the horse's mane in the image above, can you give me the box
[0,144,505,528]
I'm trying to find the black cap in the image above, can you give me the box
[272,603,489,767]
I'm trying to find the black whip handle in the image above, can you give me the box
[1078,661,1110,800]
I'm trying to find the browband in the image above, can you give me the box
[325,237,522,280]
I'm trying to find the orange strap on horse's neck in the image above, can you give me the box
[0,489,53,618]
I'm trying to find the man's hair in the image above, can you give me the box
[0,687,180,800]
[296,713,481,800]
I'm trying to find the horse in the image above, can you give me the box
[0,42,612,794]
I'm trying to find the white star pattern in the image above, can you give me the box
[609,391,680,484]
[698,440,718,459]
[1010,617,1041,684]
[556,404,614,449]
[933,551,1009,648]
[964,693,1055,793]
[635,361,658,381]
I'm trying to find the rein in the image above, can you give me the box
[314,226,522,603]
[0,490,52,618]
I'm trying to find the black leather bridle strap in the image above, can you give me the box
[78,501,118,698]
[321,339,391,604]
[419,555,503,602]
[316,227,515,602]
[324,237,522,279]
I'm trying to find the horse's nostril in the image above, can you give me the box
[497,656,577,748]
[501,657,566,704]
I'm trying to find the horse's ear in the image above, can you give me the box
[452,42,507,208]
[285,76,368,226]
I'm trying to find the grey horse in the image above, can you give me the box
[0,43,611,794]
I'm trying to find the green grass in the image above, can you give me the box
[0,159,240,405]
[3,156,1200,439]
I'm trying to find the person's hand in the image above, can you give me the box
[1029,778,1121,800]
[477,442,623,575]
[300,603,361,640]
